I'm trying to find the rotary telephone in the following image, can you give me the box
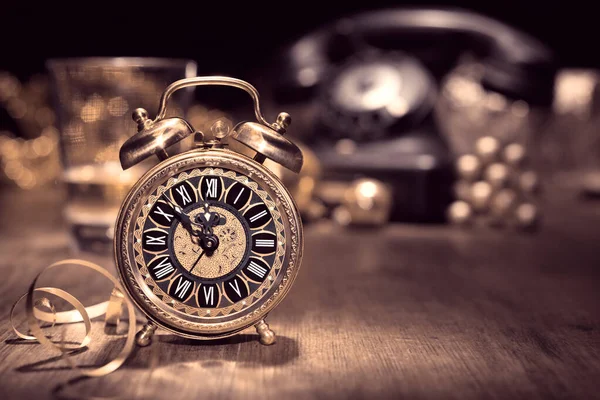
[270,7,556,222]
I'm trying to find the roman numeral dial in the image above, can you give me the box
[197,283,220,308]
[149,200,176,227]
[170,181,197,208]
[200,176,223,201]
[142,228,169,253]
[225,182,251,210]
[243,257,270,283]
[168,275,195,302]
[223,275,249,303]
[147,255,176,281]
[244,203,272,229]
[252,232,278,254]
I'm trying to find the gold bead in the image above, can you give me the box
[471,181,493,211]
[485,163,510,189]
[456,154,481,181]
[519,171,540,194]
[475,136,500,164]
[490,188,517,217]
[447,201,473,225]
[503,143,526,167]
[515,203,540,230]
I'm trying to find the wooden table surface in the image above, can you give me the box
[0,186,599,399]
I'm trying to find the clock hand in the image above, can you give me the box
[160,192,198,234]
[195,202,225,233]
[160,192,186,217]
[161,195,221,253]
[190,249,206,275]
[199,233,219,255]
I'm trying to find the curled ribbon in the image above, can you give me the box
[9,259,138,377]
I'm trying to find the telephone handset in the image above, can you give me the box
[276,7,555,106]
[270,8,556,222]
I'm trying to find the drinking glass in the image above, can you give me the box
[47,58,197,254]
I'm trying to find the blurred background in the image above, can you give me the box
[3,1,600,251]
[2,2,600,399]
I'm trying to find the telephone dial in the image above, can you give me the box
[269,7,556,222]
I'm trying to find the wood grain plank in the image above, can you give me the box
[0,187,599,399]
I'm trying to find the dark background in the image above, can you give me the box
[1,3,600,399]
[1,1,598,78]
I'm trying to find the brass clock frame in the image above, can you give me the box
[114,148,303,343]
[115,76,304,346]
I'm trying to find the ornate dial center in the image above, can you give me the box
[172,205,248,279]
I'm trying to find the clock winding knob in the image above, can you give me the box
[132,108,149,127]
[273,112,292,133]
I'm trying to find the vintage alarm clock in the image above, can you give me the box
[114,76,303,346]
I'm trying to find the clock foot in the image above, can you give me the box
[135,322,157,347]
[255,319,276,345]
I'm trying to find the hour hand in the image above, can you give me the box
[161,192,182,214]
[161,192,194,230]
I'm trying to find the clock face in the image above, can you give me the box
[115,149,302,338]
[132,167,286,320]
